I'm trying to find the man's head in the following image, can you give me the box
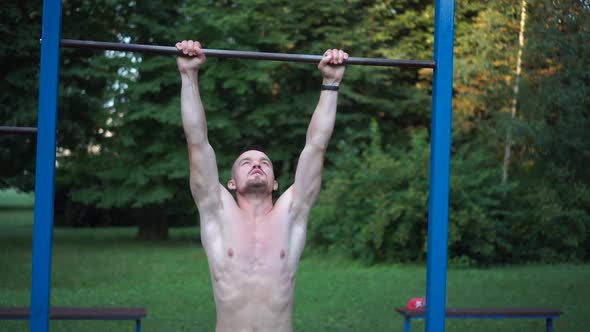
[228,147,278,195]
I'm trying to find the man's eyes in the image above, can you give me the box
[241,160,270,166]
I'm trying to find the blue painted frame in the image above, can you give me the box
[29,0,456,331]
[426,1,455,332]
[30,0,62,331]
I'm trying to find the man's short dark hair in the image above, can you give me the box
[238,144,267,156]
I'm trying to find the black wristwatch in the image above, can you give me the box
[321,84,339,91]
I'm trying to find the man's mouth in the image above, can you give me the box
[250,170,264,176]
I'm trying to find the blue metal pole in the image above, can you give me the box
[426,1,455,332]
[30,0,62,331]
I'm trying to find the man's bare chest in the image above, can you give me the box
[222,217,291,273]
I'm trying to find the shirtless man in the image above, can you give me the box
[176,39,348,332]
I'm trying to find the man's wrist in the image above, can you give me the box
[180,71,199,81]
[322,79,341,86]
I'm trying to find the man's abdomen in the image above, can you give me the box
[213,272,296,332]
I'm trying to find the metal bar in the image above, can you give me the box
[0,126,37,135]
[425,1,455,332]
[546,318,553,332]
[58,39,436,69]
[30,0,62,331]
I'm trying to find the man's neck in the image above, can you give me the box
[236,192,274,219]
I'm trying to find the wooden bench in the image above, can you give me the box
[395,307,563,332]
[0,307,147,332]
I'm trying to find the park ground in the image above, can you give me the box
[1,190,589,331]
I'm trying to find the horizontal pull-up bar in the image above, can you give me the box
[59,39,437,69]
[0,126,37,135]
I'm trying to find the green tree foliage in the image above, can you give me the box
[66,0,439,238]
[309,120,430,262]
[1,0,134,219]
[3,0,588,262]
[508,0,590,262]
[309,120,514,264]
[310,0,589,264]
[1,2,42,190]
[0,0,128,181]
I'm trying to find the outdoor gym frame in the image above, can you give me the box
[28,0,455,331]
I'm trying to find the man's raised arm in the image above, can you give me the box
[290,49,348,214]
[177,40,222,215]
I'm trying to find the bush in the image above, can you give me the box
[309,120,520,265]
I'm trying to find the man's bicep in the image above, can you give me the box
[188,143,223,211]
[292,145,326,209]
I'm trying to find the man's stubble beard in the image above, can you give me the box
[244,177,269,193]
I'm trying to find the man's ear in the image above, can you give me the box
[228,179,236,191]
[273,180,278,191]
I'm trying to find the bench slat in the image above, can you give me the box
[0,308,29,319]
[395,307,563,318]
[0,307,147,320]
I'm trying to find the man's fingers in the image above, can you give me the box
[187,40,195,56]
[322,49,337,66]
[194,41,205,58]
[323,49,348,65]
[320,50,332,66]
[176,40,206,59]
[329,49,337,64]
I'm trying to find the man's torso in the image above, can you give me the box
[200,186,307,332]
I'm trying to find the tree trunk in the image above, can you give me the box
[138,205,169,240]
[502,0,527,183]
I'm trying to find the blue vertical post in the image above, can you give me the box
[30,0,62,331]
[426,1,455,332]
[546,318,554,332]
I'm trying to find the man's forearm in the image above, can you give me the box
[306,90,338,150]
[180,72,208,146]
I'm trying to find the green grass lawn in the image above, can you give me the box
[0,215,588,331]
[0,189,34,209]
[0,189,34,227]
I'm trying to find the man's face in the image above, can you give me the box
[229,150,278,194]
